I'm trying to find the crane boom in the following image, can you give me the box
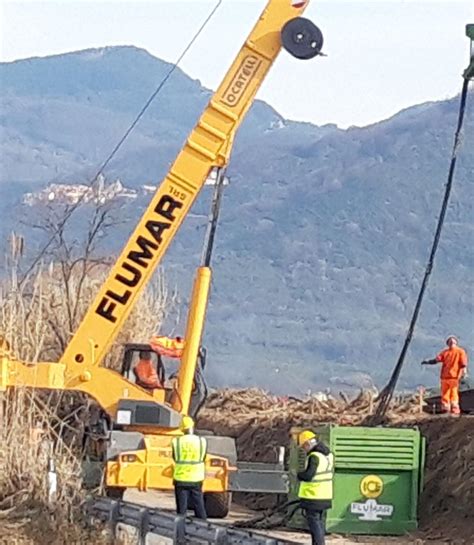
[1,0,323,424]
[61,0,314,382]
[1,0,324,505]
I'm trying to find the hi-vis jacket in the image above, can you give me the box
[150,335,185,358]
[171,434,207,483]
[298,451,334,501]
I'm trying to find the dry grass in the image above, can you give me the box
[198,388,426,463]
[0,260,171,367]
[0,256,172,544]
[0,389,102,545]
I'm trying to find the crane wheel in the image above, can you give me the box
[105,487,125,500]
[204,492,231,518]
[281,17,323,60]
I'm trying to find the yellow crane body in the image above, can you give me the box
[105,435,230,493]
[0,0,322,512]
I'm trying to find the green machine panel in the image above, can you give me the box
[288,425,425,535]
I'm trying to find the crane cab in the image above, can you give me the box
[120,342,208,418]
[121,343,166,397]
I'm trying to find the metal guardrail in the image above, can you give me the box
[88,497,302,545]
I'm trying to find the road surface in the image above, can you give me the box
[122,490,444,545]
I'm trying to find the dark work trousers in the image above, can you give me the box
[305,509,326,545]
[174,483,207,520]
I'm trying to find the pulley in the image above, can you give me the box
[281,17,323,60]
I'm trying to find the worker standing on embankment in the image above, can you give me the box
[422,335,468,415]
[297,430,334,545]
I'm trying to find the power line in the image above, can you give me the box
[19,0,222,286]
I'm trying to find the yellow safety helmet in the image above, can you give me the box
[298,430,317,446]
[181,415,195,431]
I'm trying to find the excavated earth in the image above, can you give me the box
[197,389,474,545]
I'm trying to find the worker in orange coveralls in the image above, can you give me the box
[422,335,468,415]
[134,351,163,391]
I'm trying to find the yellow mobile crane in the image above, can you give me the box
[0,0,323,516]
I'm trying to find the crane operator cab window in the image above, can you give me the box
[121,341,184,403]
[121,346,165,393]
[121,340,207,409]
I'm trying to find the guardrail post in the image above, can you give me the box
[108,500,120,544]
[138,507,150,545]
[214,527,229,544]
[173,515,186,545]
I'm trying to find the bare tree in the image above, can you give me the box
[2,181,175,366]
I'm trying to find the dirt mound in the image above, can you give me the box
[0,519,107,545]
[197,388,474,544]
[418,418,473,542]
[198,388,423,461]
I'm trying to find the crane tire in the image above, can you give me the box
[105,487,125,500]
[204,491,232,518]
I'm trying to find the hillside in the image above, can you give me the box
[1,47,473,393]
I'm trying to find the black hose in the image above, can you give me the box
[371,79,471,424]
[191,364,208,418]
[231,499,301,529]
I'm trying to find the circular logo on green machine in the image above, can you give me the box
[360,475,384,499]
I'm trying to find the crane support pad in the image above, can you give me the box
[88,497,301,544]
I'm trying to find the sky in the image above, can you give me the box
[1,0,473,128]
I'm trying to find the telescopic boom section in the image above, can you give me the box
[61,0,313,381]
[174,169,227,414]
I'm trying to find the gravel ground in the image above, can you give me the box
[124,490,451,545]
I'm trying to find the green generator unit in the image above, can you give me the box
[288,425,425,535]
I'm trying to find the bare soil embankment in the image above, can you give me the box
[197,388,474,544]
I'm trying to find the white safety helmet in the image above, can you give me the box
[446,335,458,346]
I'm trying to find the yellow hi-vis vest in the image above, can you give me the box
[171,434,207,483]
[298,451,334,501]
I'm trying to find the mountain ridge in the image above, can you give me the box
[1,46,473,394]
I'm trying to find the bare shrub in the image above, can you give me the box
[2,223,172,367]
[0,199,174,542]
[0,387,112,544]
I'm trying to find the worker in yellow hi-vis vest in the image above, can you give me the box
[171,416,207,519]
[297,430,334,545]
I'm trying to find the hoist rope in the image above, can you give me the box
[371,78,472,424]
[19,0,222,286]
